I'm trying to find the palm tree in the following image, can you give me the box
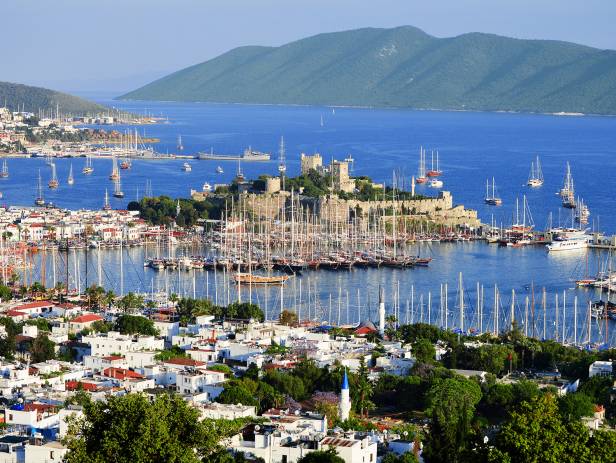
[103,290,116,310]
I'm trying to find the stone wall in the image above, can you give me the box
[239,190,480,228]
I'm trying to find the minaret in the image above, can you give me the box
[379,286,385,337]
[339,369,351,422]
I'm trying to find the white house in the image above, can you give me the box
[589,361,613,378]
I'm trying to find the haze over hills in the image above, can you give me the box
[120,26,616,115]
[0,81,108,115]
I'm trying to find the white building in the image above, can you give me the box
[588,361,613,378]
[82,332,164,357]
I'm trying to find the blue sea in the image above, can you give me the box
[5,98,616,344]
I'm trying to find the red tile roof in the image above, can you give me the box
[102,367,144,380]
[6,309,27,317]
[13,301,54,311]
[164,358,206,367]
[66,380,100,392]
[70,313,103,323]
[103,355,124,361]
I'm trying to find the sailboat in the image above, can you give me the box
[177,135,184,151]
[67,163,74,185]
[426,150,442,177]
[0,160,8,178]
[34,170,45,206]
[484,178,502,205]
[48,163,59,189]
[560,162,576,208]
[320,115,324,127]
[575,197,590,224]
[216,166,224,174]
[113,171,124,198]
[82,155,93,174]
[109,156,119,181]
[416,146,427,184]
[102,189,112,210]
[527,156,544,187]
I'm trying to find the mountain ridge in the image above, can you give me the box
[120,26,616,115]
[0,81,108,114]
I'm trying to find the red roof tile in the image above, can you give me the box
[164,358,206,367]
[70,314,103,323]
[102,367,144,380]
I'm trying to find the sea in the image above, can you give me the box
[5,96,616,345]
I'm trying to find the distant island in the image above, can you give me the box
[0,81,108,115]
[119,25,616,115]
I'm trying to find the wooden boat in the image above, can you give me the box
[233,272,289,285]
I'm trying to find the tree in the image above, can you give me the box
[216,382,259,407]
[154,346,187,361]
[90,320,112,334]
[489,394,597,462]
[30,333,55,363]
[423,377,482,463]
[279,309,297,326]
[557,392,595,422]
[297,448,344,463]
[85,285,106,310]
[224,302,264,321]
[0,284,12,302]
[118,292,145,313]
[0,317,18,359]
[355,357,374,418]
[114,315,158,336]
[382,453,419,463]
[63,392,243,463]
[412,338,436,364]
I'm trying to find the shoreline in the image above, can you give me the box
[114,98,616,118]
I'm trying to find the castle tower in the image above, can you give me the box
[339,369,351,422]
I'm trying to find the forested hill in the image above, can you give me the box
[120,26,616,115]
[0,81,108,115]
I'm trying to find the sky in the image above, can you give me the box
[3,0,615,94]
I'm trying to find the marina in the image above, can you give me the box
[2,99,616,348]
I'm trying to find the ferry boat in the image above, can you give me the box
[67,163,74,185]
[34,170,45,206]
[429,178,443,188]
[0,159,8,178]
[198,147,270,161]
[233,272,290,285]
[527,156,544,187]
[426,150,442,177]
[484,177,502,205]
[48,163,59,189]
[416,146,427,184]
[82,156,94,174]
[216,166,224,174]
[182,162,192,172]
[546,228,589,252]
[560,162,576,208]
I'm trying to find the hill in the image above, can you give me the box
[120,26,616,115]
[0,81,108,115]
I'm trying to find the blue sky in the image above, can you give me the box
[4,0,615,94]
